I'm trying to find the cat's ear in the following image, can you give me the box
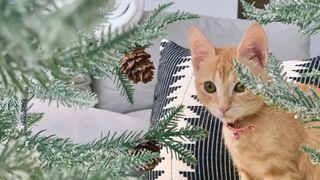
[188,27,215,69]
[237,23,268,68]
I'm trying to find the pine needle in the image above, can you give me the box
[29,78,98,109]
[110,64,134,104]
[300,145,320,165]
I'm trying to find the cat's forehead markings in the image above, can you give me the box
[216,63,233,82]
[215,71,221,85]
[227,72,235,84]
[215,69,233,86]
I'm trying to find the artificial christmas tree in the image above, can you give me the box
[0,1,206,179]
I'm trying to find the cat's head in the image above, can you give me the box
[188,23,268,124]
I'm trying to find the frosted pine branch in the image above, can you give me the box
[118,2,199,53]
[300,145,320,165]
[145,105,207,165]
[241,0,320,35]
[233,54,320,121]
[0,139,43,179]
[109,64,135,104]
[301,70,320,79]
[30,78,97,109]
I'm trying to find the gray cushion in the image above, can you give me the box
[92,79,155,113]
[125,109,152,122]
[30,99,149,143]
[93,12,310,113]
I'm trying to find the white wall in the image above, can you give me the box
[144,0,238,19]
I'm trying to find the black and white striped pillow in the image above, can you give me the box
[148,40,239,180]
[148,40,320,180]
[283,57,320,87]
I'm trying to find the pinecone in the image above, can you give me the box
[119,48,155,84]
[133,139,161,171]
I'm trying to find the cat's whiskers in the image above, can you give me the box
[252,110,266,118]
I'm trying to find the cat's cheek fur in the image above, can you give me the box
[234,92,265,116]
[196,89,215,109]
[195,85,220,116]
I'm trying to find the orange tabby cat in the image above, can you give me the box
[188,23,320,180]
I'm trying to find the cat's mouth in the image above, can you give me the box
[226,118,255,132]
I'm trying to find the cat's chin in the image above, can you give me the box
[208,109,247,124]
[219,115,245,125]
[218,116,238,124]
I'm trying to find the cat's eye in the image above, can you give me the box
[204,81,216,93]
[235,82,246,93]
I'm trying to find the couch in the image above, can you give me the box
[31,12,310,144]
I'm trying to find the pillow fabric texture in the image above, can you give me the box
[148,40,320,180]
[282,57,320,87]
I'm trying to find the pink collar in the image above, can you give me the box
[226,119,255,141]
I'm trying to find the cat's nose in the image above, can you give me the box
[218,106,230,114]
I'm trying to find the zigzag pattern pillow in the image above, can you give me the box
[283,57,320,87]
[148,40,320,180]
